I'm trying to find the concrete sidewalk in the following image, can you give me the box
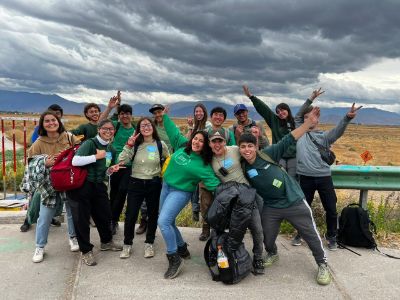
[1,223,399,300]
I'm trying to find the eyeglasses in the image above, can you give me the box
[140,124,152,129]
[100,127,115,132]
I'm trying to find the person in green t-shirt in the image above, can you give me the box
[70,103,101,141]
[238,107,332,286]
[68,119,124,266]
[99,93,135,235]
[158,112,220,279]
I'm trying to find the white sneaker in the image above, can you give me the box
[69,237,79,252]
[120,245,132,259]
[144,243,154,258]
[32,247,44,263]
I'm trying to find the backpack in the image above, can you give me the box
[338,203,377,249]
[338,203,400,259]
[50,136,88,191]
[204,231,252,284]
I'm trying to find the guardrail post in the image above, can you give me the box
[359,190,368,209]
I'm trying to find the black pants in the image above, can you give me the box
[110,167,131,223]
[124,177,162,245]
[68,181,113,254]
[299,175,338,238]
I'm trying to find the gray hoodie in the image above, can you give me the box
[295,99,352,177]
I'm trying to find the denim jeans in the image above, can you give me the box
[158,182,192,254]
[35,198,76,248]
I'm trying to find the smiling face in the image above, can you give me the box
[235,110,248,123]
[209,138,226,157]
[98,122,115,141]
[119,111,133,126]
[239,142,257,164]
[191,133,205,154]
[85,107,100,122]
[152,109,163,123]
[43,114,60,133]
[276,108,289,120]
[210,112,225,127]
[139,118,154,138]
[194,106,205,121]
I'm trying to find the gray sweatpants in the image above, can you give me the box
[247,206,264,260]
[261,199,327,265]
[279,157,297,179]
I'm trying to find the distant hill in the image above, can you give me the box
[1,90,399,125]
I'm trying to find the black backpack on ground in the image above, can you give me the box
[204,230,252,285]
[338,203,400,259]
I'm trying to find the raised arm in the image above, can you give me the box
[243,85,276,128]
[294,88,325,127]
[162,113,189,150]
[99,91,120,122]
[325,103,362,144]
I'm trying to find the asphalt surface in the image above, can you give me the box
[1,223,399,300]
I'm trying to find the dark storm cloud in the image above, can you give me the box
[1,0,400,109]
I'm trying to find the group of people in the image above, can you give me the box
[21,87,362,286]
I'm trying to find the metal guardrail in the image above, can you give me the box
[331,165,400,208]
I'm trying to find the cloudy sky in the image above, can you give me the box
[1,0,400,112]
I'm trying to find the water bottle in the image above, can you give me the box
[217,245,229,269]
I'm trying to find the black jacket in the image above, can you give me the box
[206,181,261,250]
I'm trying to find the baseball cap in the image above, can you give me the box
[234,104,248,115]
[149,104,165,114]
[208,129,226,141]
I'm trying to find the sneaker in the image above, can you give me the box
[120,245,132,259]
[100,240,123,251]
[20,219,31,232]
[144,243,154,258]
[192,211,200,222]
[291,234,302,246]
[325,234,338,251]
[50,218,61,227]
[32,247,44,263]
[199,225,210,241]
[316,263,332,285]
[69,237,80,252]
[327,240,338,251]
[252,258,265,275]
[264,253,279,267]
[82,251,97,266]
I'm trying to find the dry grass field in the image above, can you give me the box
[1,113,399,166]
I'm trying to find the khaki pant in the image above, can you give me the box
[199,182,213,226]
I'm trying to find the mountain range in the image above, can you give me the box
[1,90,399,125]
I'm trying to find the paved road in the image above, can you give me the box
[0,224,399,300]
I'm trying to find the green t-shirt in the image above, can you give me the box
[70,123,98,141]
[112,121,135,164]
[76,138,116,183]
[244,134,304,208]
[156,125,173,153]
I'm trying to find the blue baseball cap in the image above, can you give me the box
[234,104,248,115]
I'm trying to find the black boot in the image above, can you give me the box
[164,253,184,279]
[199,224,210,241]
[136,217,147,235]
[20,218,31,232]
[177,243,191,259]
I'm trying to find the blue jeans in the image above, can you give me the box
[35,198,76,248]
[158,182,192,254]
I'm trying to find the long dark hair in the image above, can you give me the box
[133,117,160,147]
[193,103,208,132]
[38,111,66,136]
[275,103,295,131]
[184,130,213,165]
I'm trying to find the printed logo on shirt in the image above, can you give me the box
[223,157,234,169]
[272,179,283,188]
[247,169,258,178]
[174,152,191,166]
[264,164,271,170]
[105,152,112,167]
